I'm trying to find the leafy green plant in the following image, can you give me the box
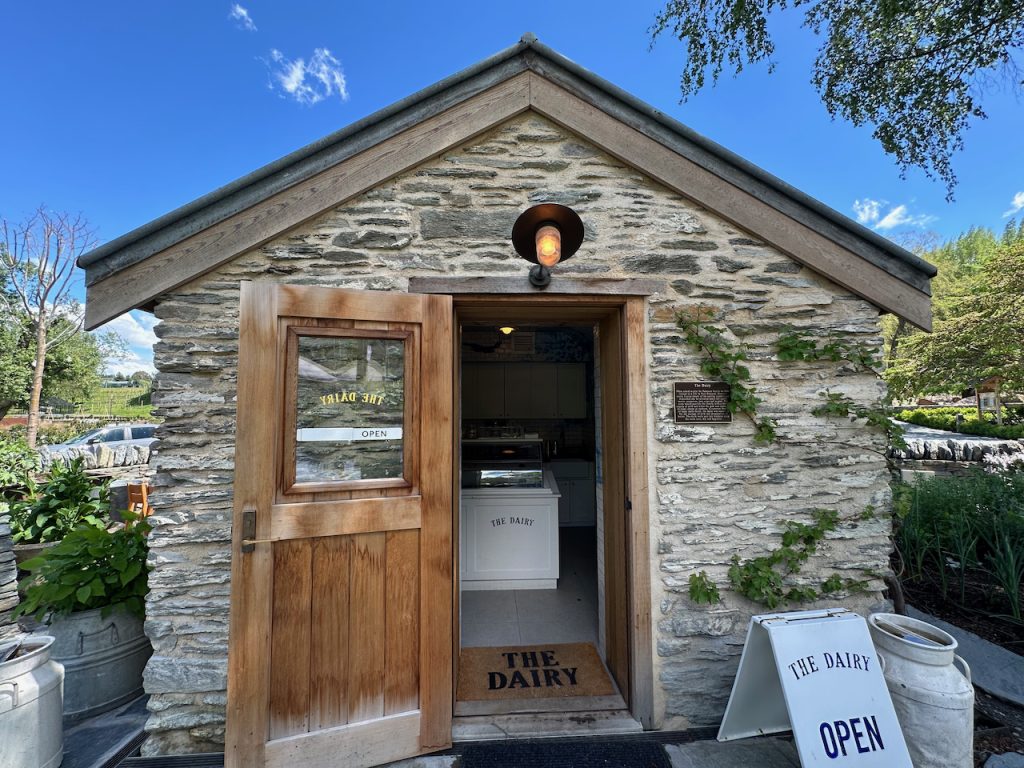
[895,497,931,581]
[895,407,1024,440]
[36,422,86,445]
[676,308,777,443]
[0,430,40,489]
[9,457,109,543]
[945,510,979,603]
[895,470,1024,618]
[13,513,151,621]
[985,528,1024,621]
[776,329,881,371]
[687,571,722,604]
[775,328,904,450]
[714,508,870,609]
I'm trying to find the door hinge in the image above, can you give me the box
[625,498,632,512]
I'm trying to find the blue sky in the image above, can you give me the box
[3,2,1022,373]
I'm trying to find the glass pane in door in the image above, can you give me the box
[294,334,405,483]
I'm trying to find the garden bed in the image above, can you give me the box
[896,552,1024,656]
[892,466,1024,765]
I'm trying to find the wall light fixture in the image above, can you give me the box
[511,204,584,287]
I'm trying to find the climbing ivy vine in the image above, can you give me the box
[676,308,777,443]
[676,310,893,608]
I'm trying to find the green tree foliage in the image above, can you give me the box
[650,0,1024,197]
[42,319,123,406]
[0,315,33,417]
[1,208,98,446]
[0,311,121,419]
[886,236,1024,401]
[0,211,122,423]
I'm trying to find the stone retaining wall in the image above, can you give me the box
[0,509,20,641]
[39,444,152,471]
[142,113,893,752]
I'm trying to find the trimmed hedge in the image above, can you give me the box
[895,407,1024,440]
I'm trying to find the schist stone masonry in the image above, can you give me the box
[76,37,935,758]
[132,111,897,752]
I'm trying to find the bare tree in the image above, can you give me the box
[1,208,97,448]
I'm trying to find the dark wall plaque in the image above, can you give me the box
[673,381,733,423]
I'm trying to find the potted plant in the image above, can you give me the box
[9,457,108,566]
[13,512,152,723]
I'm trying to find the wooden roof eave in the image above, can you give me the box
[83,62,933,331]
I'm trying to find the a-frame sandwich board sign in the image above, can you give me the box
[718,608,912,767]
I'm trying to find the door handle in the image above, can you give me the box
[240,507,276,553]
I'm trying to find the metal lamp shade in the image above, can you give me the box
[511,204,585,265]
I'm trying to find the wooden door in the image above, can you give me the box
[226,282,453,768]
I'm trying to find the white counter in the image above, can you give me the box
[460,470,561,590]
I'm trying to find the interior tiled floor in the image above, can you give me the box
[461,527,598,647]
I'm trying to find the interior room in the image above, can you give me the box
[457,322,611,704]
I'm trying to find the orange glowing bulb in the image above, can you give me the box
[535,224,561,268]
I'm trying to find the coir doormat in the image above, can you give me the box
[458,643,614,701]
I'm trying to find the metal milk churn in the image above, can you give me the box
[1,636,65,768]
[868,613,974,768]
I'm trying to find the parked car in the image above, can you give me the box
[40,424,157,460]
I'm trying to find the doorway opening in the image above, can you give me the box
[452,298,638,724]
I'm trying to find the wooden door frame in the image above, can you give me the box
[450,294,654,730]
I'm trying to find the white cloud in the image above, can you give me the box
[94,310,158,375]
[853,198,882,226]
[1002,191,1024,218]
[102,349,156,377]
[875,205,937,231]
[267,47,348,105]
[229,4,257,32]
[851,198,936,231]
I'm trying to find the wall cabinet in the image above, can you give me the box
[462,362,585,419]
[462,363,505,419]
[555,364,586,419]
[550,460,596,527]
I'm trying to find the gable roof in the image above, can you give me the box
[80,34,936,330]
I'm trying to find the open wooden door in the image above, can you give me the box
[226,282,453,768]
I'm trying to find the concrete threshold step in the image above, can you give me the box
[452,708,644,741]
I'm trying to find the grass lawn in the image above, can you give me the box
[78,386,153,419]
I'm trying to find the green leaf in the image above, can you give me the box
[120,562,142,587]
[89,578,106,598]
[76,586,92,603]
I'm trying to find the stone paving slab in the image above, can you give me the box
[986,753,1024,768]
[64,695,148,768]
[666,737,800,767]
[907,606,1024,707]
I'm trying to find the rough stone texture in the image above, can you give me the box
[143,113,895,751]
[986,754,1024,768]
[893,436,1023,462]
[0,509,21,640]
[38,443,151,471]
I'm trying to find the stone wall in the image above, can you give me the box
[39,444,152,471]
[142,113,893,752]
[0,509,21,641]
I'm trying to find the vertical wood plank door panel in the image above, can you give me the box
[269,540,313,740]
[310,536,351,731]
[226,283,453,768]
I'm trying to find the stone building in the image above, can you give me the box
[80,36,934,767]
[0,509,19,641]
